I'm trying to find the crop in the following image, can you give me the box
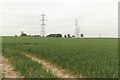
[2,47,54,78]
[2,36,118,78]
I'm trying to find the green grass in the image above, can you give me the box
[2,36,118,78]
[2,47,54,78]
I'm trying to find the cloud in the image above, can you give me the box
[0,0,118,37]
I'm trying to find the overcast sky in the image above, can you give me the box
[0,0,119,37]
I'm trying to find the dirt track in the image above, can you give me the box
[22,53,83,78]
[1,56,23,78]
[1,53,84,78]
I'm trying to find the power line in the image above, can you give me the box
[40,14,47,37]
[75,18,80,38]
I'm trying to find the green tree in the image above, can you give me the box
[64,35,67,38]
[20,31,27,36]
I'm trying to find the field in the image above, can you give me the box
[2,36,118,78]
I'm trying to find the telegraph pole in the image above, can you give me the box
[40,14,46,37]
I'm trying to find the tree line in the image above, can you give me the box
[16,31,84,38]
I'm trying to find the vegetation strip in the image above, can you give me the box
[3,37,118,78]
[22,52,82,78]
[1,56,23,78]
[2,48,55,78]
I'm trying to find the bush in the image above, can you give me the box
[46,34,62,38]
[20,31,27,36]
[15,35,17,37]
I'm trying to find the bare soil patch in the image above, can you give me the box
[1,56,23,78]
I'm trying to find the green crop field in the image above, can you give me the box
[3,48,54,78]
[2,36,118,78]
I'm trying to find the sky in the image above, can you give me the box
[0,0,119,37]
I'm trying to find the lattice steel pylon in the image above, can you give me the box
[40,14,47,37]
[75,18,80,38]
